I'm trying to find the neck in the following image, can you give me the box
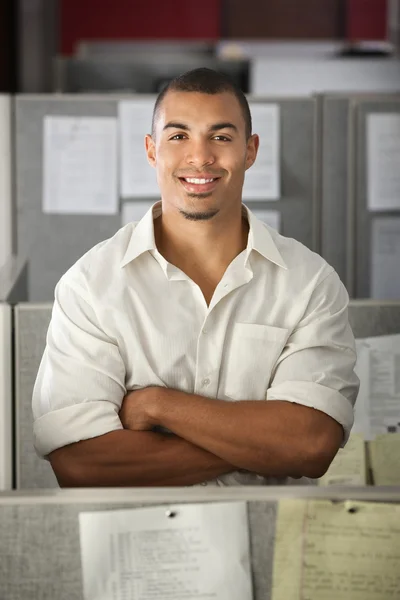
[154,204,249,281]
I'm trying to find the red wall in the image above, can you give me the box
[346,0,388,41]
[60,0,221,55]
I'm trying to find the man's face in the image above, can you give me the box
[146,91,258,221]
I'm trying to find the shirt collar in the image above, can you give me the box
[120,202,161,267]
[120,201,287,270]
[243,205,287,269]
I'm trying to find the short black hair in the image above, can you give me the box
[151,67,252,140]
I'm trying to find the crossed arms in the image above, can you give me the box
[49,386,344,487]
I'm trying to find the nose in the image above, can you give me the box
[185,139,215,168]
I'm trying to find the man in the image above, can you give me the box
[32,68,359,487]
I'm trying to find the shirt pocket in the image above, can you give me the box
[224,323,289,401]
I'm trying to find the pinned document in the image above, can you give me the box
[79,501,252,600]
[243,103,280,200]
[367,113,400,211]
[119,99,159,198]
[354,334,400,439]
[43,116,118,214]
[318,434,366,486]
[369,433,400,485]
[272,499,400,600]
[371,217,400,299]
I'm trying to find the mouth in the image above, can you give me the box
[178,176,221,194]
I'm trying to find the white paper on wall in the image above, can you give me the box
[371,216,400,299]
[243,103,280,200]
[43,116,118,215]
[119,99,159,199]
[354,334,400,439]
[367,113,400,212]
[79,501,252,600]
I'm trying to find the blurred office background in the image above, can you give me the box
[0,0,399,94]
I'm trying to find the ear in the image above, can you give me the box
[145,134,156,167]
[245,134,259,171]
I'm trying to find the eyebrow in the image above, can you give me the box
[163,121,238,133]
[210,122,238,133]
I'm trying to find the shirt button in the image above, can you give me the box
[202,378,211,387]
[202,328,208,334]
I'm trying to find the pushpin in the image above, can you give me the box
[347,506,358,514]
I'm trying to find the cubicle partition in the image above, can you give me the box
[14,303,56,488]
[0,257,29,490]
[319,92,400,297]
[0,303,12,490]
[251,57,400,97]
[351,97,400,299]
[0,95,13,270]
[348,299,400,338]
[319,93,351,286]
[0,255,29,304]
[12,300,400,490]
[15,95,122,302]
[15,94,319,301]
[1,486,399,600]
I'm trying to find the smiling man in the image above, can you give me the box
[32,68,359,487]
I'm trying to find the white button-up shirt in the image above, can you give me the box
[32,203,359,486]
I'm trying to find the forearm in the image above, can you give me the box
[153,390,343,479]
[48,429,233,487]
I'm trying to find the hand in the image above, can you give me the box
[119,387,162,431]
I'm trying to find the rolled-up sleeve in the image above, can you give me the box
[266,270,359,445]
[32,276,126,457]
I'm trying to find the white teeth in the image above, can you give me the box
[184,178,215,184]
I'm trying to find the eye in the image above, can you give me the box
[169,134,187,141]
[213,135,231,142]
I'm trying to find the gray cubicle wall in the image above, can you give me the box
[0,256,29,491]
[1,487,399,600]
[15,95,319,301]
[0,304,12,490]
[14,300,400,490]
[0,255,29,304]
[319,93,351,286]
[14,303,56,488]
[348,300,400,338]
[350,97,400,298]
[319,92,400,294]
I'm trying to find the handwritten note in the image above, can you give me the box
[272,499,400,600]
[318,434,366,486]
[370,433,400,485]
